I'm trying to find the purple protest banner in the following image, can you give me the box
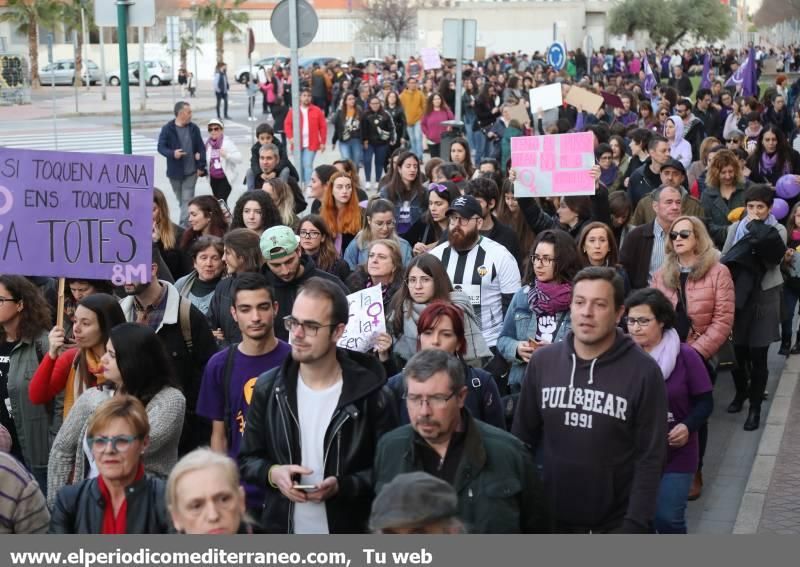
[0,147,154,284]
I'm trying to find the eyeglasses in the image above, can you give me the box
[208,126,221,132]
[428,183,449,193]
[283,315,336,337]
[298,230,321,239]
[531,254,555,266]
[598,155,613,162]
[87,434,142,453]
[403,391,457,408]
[371,220,396,229]
[406,275,433,287]
[669,230,693,240]
[449,215,479,226]
[0,297,19,306]
[625,317,654,328]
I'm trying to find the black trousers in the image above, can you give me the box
[731,345,769,410]
[216,93,229,118]
[210,175,232,202]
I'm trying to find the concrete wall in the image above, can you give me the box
[417,1,613,55]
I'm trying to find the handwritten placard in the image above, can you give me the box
[511,132,595,197]
[420,48,441,71]
[0,147,154,283]
[337,284,386,353]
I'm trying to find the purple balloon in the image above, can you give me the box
[773,197,790,220]
[776,175,800,200]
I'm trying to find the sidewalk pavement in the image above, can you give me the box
[0,80,241,121]
[735,354,800,533]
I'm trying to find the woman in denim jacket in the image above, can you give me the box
[497,230,583,390]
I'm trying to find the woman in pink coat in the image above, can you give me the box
[421,93,454,159]
[653,215,734,502]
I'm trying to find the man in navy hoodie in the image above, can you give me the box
[512,267,667,533]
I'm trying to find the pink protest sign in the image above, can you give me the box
[510,132,595,197]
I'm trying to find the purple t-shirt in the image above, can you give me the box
[664,344,713,473]
[197,340,291,508]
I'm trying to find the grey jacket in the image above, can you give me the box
[6,332,58,478]
[46,386,186,510]
[722,221,787,291]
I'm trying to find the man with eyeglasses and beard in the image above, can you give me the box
[238,277,397,533]
[429,195,521,376]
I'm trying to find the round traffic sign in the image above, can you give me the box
[270,0,318,49]
[547,42,567,71]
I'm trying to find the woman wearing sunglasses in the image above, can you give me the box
[46,323,185,511]
[49,395,171,534]
[721,185,787,432]
[624,288,713,533]
[652,216,734,499]
[204,119,242,204]
[497,230,581,392]
[404,180,459,256]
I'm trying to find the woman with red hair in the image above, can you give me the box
[319,171,364,254]
[384,300,505,430]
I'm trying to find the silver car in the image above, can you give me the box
[108,60,172,86]
[40,59,102,85]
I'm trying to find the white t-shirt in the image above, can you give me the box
[300,106,310,149]
[430,235,521,346]
[292,375,343,534]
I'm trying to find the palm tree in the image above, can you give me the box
[60,0,94,87]
[0,0,61,87]
[193,0,249,65]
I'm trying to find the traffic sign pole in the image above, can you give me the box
[117,1,133,155]
[289,0,301,183]
[455,21,463,122]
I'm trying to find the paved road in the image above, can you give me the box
[0,95,790,533]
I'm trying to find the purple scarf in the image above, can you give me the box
[527,280,573,316]
[207,135,225,179]
[760,151,789,177]
[600,164,619,187]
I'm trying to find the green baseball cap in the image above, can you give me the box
[260,225,300,261]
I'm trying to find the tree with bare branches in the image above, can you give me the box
[360,0,417,43]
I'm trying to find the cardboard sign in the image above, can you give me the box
[507,101,530,126]
[528,83,562,112]
[337,284,386,353]
[0,148,154,283]
[474,46,487,62]
[420,48,441,71]
[564,85,604,113]
[511,132,596,197]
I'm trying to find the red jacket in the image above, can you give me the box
[284,104,327,151]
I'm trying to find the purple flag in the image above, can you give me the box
[725,47,757,97]
[700,52,712,89]
[642,52,657,97]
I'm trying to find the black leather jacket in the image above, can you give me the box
[238,349,398,533]
[49,475,170,534]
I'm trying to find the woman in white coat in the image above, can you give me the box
[205,118,242,205]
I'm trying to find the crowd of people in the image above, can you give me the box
[3,43,800,536]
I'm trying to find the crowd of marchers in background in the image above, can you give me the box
[3,41,800,536]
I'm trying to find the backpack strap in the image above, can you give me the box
[178,298,193,354]
[222,343,240,444]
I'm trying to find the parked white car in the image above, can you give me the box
[235,56,290,83]
[107,60,172,86]
[40,59,102,85]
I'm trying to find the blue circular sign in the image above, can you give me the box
[547,42,566,71]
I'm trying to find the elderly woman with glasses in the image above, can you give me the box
[343,198,412,269]
[49,396,171,534]
[497,230,582,391]
[624,288,713,533]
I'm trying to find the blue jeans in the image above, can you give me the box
[473,130,489,162]
[339,139,363,168]
[781,285,799,343]
[407,122,423,160]
[464,117,478,160]
[364,143,389,182]
[655,472,693,534]
[300,148,316,186]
